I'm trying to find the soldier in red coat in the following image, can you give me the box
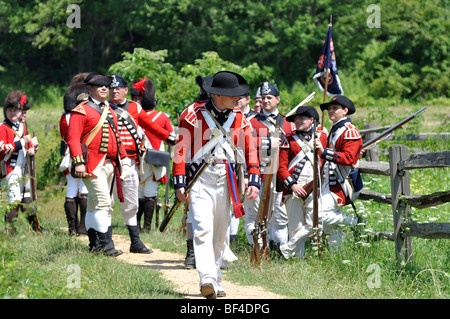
[59,79,89,236]
[314,95,364,251]
[0,91,38,231]
[130,78,175,233]
[108,74,175,254]
[246,82,295,248]
[277,106,327,258]
[173,71,260,299]
[67,73,128,256]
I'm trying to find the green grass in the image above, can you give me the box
[1,91,449,299]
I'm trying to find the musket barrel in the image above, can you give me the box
[362,107,426,150]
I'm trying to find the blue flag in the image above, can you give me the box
[313,24,344,97]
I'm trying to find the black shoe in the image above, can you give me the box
[200,283,216,299]
[127,225,152,254]
[130,246,153,254]
[184,239,195,269]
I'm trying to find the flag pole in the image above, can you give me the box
[321,15,332,128]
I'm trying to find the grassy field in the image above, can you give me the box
[0,94,449,299]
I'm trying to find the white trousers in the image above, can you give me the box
[280,193,313,258]
[243,178,288,245]
[280,183,358,257]
[190,164,231,293]
[65,174,88,198]
[138,162,160,198]
[2,166,24,204]
[113,161,139,226]
[83,161,115,233]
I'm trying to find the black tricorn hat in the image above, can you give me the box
[286,106,320,122]
[320,95,355,115]
[202,71,248,97]
[83,72,112,87]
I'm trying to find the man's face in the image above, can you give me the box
[6,107,22,122]
[214,94,239,111]
[327,104,348,123]
[109,86,128,104]
[294,115,314,132]
[253,98,262,113]
[89,85,109,102]
[261,94,280,113]
[236,95,250,111]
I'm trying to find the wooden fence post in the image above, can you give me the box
[363,124,380,161]
[389,145,413,263]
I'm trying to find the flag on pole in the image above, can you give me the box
[312,23,344,97]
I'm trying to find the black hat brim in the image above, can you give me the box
[202,71,249,97]
[286,106,320,122]
[320,96,355,115]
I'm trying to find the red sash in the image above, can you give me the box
[225,161,245,218]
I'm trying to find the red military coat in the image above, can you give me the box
[249,112,295,181]
[114,100,171,163]
[278,128,328,200]
[66,99,126,177]
[0,120,28,176]
[59,112,71,176]
[173,101,260,189]
[321,118,362,206]
[142,109,174,183]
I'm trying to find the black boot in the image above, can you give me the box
[184,239,195,269]
[127,225,152,254]
[87,228,99,252]
[5,206,19,233]
[137,199,145,231]
[142,197,156,233]
[76,195,87,235]
[97,228,123,257]
[64,198,77,236]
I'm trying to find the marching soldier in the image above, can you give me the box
[1,91,38,232]
[108,73,176,253]
[178,75,210,269]
[60,78,89,236]
[133,77,174,233]
[67,73,128,256]
[277,106,327,258]
[173,71,260,299]
[314,95,364,251]
[246,82,295,247]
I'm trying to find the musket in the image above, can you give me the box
[285,92,316,118]
[362,107,426,151]
[164,144,172,216]
[312,121,319,231]
[159,157,211,232]
[251,115,283,266]
[28,131,40,232]
[155,194,161,229]
[298,107,427,200]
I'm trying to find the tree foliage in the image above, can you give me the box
[0,0,448,103]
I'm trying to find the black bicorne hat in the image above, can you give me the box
[202,71,248,97]
[320,95,355,115]
[286,105,320,123]
[83,73,112,87]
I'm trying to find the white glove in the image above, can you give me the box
[120,157,131,180]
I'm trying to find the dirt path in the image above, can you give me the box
[81,234,285,299]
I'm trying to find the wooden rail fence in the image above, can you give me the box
[357,145,450,263]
